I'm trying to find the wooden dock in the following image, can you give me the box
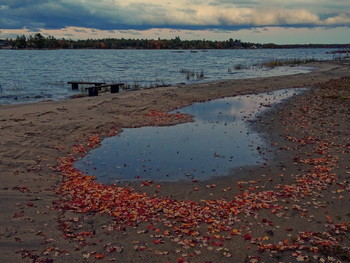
[67,81,106,90]
[67,81,124,96]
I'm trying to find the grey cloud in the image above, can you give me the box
[0,0,349,31]
[62,33,74,37]
[73,28,88,33]
[209,0,259,7]
[0,0,128,29]
[176,8,197,15]
[118,30,141,36]
[0,0,49,9]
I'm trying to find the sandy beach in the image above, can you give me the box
[0,60,349,263]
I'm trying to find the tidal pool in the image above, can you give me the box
[75,88,303,182]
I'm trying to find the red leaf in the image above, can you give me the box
[243,233,252,240]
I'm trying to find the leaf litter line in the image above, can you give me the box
[54,106,349,262]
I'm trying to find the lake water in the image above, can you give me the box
[0,48,334,105]
[75,88,303,183]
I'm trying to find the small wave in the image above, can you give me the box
[40,81,66,85]
[0,93,53,103]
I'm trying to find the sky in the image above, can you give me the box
[0,0,349,44]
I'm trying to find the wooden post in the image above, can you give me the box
[110,84,120,93]
[71,83,79,90]
[88,87,99,96]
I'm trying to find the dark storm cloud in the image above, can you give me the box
[0,0,122,29]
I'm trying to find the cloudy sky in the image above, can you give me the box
[0,0,349,44]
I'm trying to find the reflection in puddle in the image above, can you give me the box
[75,89,303,182]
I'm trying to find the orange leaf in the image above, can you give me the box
[95,253,105,259]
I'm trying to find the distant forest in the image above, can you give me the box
[4,33,350,50]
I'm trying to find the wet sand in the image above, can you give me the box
[0,60,349,262]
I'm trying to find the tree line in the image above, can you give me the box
[5,33,349,50]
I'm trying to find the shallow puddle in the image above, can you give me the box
[75,88,303,182]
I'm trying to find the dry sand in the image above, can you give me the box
[0,60,349,263]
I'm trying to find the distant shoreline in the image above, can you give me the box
[2,45,350,51]
[2,34,350,50]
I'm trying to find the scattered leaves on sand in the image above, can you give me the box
[143,110,192,125]
[54,79,350,262]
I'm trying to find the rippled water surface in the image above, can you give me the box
[0,48,333,104]
[75,88,304,182]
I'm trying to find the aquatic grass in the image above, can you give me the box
[154,77,166,87]
[228,63,249,72]
[255,58,318,68]
[11,80,24,91]
[228,58,318,73]
[331,49,350,60]
[180,69,204,80]
[124,78,169,90]
[333,53,350,60]
[234,64,247,70]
